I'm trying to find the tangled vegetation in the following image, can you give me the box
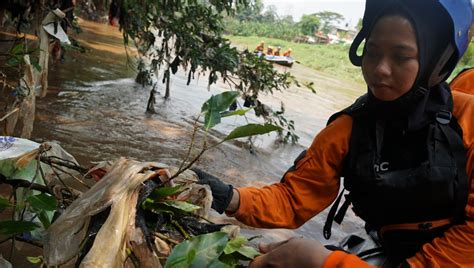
[0,91,277,266]
[116,0,310,143]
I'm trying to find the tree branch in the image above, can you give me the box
[0,175,50,194]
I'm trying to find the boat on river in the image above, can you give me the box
[263,55,295,67]
[255,52,295,67]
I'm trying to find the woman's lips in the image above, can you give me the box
[373,83,392,91]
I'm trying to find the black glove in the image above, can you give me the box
[191,168,234,214]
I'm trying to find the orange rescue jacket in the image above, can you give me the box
[233,91,474,267]
[451,68,474,95]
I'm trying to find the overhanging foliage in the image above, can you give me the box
[118,0,303,143]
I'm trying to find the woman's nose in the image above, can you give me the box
[374,57,392,77]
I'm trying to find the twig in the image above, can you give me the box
[40,156,88,174]
[49,162,73,194]
[0,178,50,193]
[158,130,226,188]
[171,220,190,239]
[155,233,179,245]
[0,71,6,92]
[38,154,51,187]
[0,108,19,122]
[20,150,45,219]
[190,213,213,224]
[41,155,86,194]
[177,115,201,171]
[125,248,140,268]
[168,143,207,183]
[49,164,90,189]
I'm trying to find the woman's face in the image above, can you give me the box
[362,15,419,101]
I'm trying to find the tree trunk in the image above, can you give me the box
[164,70,170,99]
[146,85,157,113]
[164,78,170,99]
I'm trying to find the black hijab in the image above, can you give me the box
[359,0,456,129]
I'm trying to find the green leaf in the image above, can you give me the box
[165,232,229,268]
[202,92,239,113]
[218,253,239,267]
[0,220,39,236]
[26,256,43,264]
[224,124,281,141]
[0,196,11,212]
[11,43,25,55]
[27,193,57,211]
[223,236,247,254]
[237,246,260,260]
[6,57,20,67]
[37,210,51,229]
[201,91,240,130]
[220,108,252,118]
[162,200,201,213]
[204,108,221,130]
[143,202,175,215]
[204,109,221,130]
[31,61,42,72]
[208,258,232,268]
[150,185,183,199]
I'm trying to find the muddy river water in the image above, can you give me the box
[3,19,369,263]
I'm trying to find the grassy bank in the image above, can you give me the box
[227,35,474,84]
[227,35,365,84]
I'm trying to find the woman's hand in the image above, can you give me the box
[249,237,331,268]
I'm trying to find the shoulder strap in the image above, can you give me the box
[436,111,469,223]
[327,94,369,126]
[323,189,352,239]
[323,94,369,240]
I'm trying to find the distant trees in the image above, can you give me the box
[234,0,264,22]
[298,14,320,36]
[356,18,363,31]
[314,11,345,34]
[225,7,346,40]
[224,3,301,41]
[261,5,278,23]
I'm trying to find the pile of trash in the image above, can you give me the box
[0,137,258,267]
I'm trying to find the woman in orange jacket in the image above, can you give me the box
[193,0,474,267]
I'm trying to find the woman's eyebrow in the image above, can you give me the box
[366,42,417,54]
[393,44,417,52]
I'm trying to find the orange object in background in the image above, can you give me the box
[450,68,474,95]
[273,46,281,56]
[255,41,265,52]
[266,46,274,55]
[283,48,292,57]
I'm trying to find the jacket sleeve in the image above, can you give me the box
[232,115,352,228]
[323,251,375,268]
[407,92,474,267]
